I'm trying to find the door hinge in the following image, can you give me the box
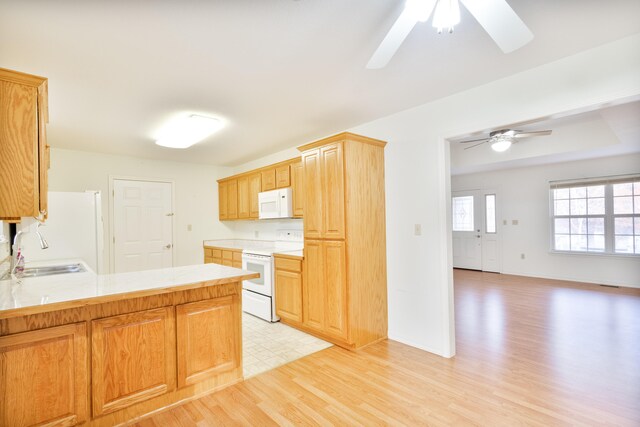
[113,236,115,244]
[166,213,174,217]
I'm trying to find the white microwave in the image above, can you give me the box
[258,188,293,219]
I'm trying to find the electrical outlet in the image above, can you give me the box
[414,224,422,236]
[254,231,259,238]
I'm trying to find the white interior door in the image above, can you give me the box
[452,189,501,272]
[452,190,482,270]
[113,179,173,273]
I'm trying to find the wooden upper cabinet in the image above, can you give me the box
[91,307,176,416]
[291,160,304,218]
[301,143,345,239]
[226,179,238,219]
[276,164,290,188]
[320,143,345,239]
[261,168,276,191]
[237,176,250,219]
[218,181,228,220]
[0,68,49,221]
[249,173,261,218]
[176,296,240,388]
[0,323,88,427]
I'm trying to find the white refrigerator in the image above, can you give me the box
[20,191,104,273]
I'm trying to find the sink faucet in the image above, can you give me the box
[9,223,48,275]
[35,223,49,249]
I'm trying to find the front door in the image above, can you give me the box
[452,189,501,272]
[113,179,173,273]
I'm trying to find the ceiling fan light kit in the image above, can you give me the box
[432,0,460,33]
[490,136,512,152]
[366,0,533,69]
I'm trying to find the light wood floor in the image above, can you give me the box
[134,270,640,426]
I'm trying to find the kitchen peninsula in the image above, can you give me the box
[0,263,258,427]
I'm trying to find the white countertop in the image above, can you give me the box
[273,249,304,258]
[204,239,303,257]
[0,259,257,319]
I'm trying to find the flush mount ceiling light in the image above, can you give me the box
[367,0,533,69]
[155,114,223,149]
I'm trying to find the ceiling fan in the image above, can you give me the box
[367,0,533,69]
[460,129,552,152]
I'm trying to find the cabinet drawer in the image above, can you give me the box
[222,250,233,260]
[275,257,302,272]
[204,247,213,257]
[233,251,242,262]
[211,248,222,258]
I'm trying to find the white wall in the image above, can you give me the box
[345,34,640,357]
[452,154,640,287]
[48,148,234,271]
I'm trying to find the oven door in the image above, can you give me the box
[242,253,273,296]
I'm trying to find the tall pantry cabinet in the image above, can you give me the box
[299,132,388,350]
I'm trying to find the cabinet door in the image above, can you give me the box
[91,307,175,416]
[237,176,250,219]
[320,143,345,239]
[249,173,261,218]
[291,160,304,218]
[0,323,88,427]
[218,181,228,220]
[38,81,49,217]
[303,240,324,331]
[0,80,39,219]
[275,269,303,323]
[261,168,276,191]
[324,240,348,340]
[276,164,290,188]
[226,179,238,219]
[176,296,240,388]
[302,149,322,239]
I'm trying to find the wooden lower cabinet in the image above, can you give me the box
[301,240,348,342]
[204,246,242,268]
[176,296,240,388]
[91,307,176,416]
[0,323,88,427]
[0,282,244,426]
[274,256,303,324]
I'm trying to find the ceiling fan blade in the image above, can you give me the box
[463,140,489,150]
[461,0,533,53]
[459,137,490,144]
[366,0,437,69]
[514,130,552,138]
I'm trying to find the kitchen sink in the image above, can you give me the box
[19,263,87,278]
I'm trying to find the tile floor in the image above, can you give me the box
[242,312,332,378]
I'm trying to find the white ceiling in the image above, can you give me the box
[450,100,640,175]
[1,0,639,166]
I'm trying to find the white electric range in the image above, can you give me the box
[241,230,303,322]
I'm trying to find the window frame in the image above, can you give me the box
[549,175,640,257]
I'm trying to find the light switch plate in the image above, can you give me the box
[414,224,422,236]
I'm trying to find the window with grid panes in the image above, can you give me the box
[551,176,639,255]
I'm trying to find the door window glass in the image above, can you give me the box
[452,196,474,231]
[485,194,496,234]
